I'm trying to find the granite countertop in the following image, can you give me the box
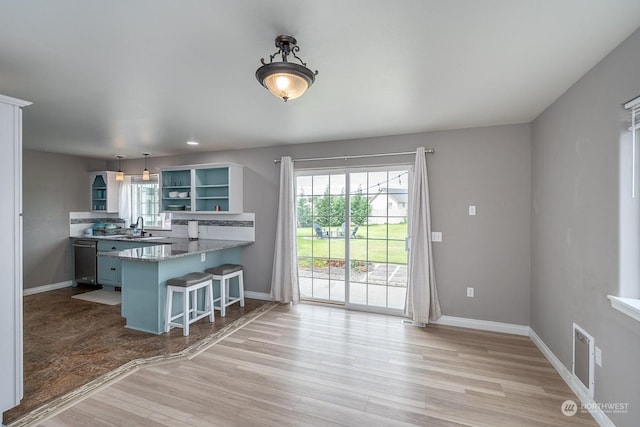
[97,238,252,262]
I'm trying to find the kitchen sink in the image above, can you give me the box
[121,235,168,240]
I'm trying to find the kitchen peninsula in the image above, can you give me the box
[99,238,252,334]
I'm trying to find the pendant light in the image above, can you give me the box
[115,155,125,181]
[256,35,318,102]
[142,153,150,180]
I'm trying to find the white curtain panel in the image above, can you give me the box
[118,176,132,227]
[270,156,300,303]
[405,146,442,323]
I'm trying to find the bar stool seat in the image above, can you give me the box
[205,264,244,317]
[165,272,214,336]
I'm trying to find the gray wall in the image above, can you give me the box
[111,123,532,325]
[531,28,640,427]
[23,150,105,289]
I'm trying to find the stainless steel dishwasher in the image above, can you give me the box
[73,239,97,285]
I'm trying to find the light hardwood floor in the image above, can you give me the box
[37,304,596,426]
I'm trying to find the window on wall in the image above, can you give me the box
[610,95,640,322]
[626,95,640,198]
[130,175,171,229]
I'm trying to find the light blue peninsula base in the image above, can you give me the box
[100,239,251,334]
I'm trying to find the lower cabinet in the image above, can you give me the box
[97,254,120,286]
[97,241,158,287]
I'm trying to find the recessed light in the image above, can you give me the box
[186,141,199,146]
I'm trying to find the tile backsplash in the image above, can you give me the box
[69,212,255,242]
[168,213,255,241]
[69,212,123,237]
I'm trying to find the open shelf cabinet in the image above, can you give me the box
[160,163,243,214]
[89,171,120,213]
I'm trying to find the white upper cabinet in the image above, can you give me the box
[89,171,120,213]
[160,163,243,214]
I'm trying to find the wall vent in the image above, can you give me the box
[572,323,595,397]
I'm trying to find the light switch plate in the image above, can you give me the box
[469,205,476,216]
[595,346,602,367]
[431,231,442,242]
[201,253,206,262]
[467,287,474,297]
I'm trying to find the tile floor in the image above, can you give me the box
[2,286,270,425]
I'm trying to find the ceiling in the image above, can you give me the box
[1,1,639,160]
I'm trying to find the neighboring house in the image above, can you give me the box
[368,187,408,224]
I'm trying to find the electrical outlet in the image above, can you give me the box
[595,346,602,367]
[467,287,474,297]
[431,231,442,242]
[201,253,206,262]
[469,205,476,216]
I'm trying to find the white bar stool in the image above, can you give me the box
[205,264,244,317]
[165,272,214,336]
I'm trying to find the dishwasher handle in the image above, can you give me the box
[73,243,96,249]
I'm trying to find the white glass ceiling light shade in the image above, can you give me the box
[115,155,125,181]
[261,66,310,102]
[142,153,150,181]
[256,35,318,102]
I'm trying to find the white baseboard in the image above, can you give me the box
[24,280,72,296]
[432,315,530,336]
[244,291,273,301]
[529,328,614,427]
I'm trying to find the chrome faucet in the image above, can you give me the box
[134,216,145,236]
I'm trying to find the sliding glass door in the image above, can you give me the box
[347,170,409,310]
[296,173,346,303]
[296,166,410,314]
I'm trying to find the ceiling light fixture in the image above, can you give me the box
[115,155,125,181]
[142,153,150,181]
[256,34,318,102]
[186,141,199,146]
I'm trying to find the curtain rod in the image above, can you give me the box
[273,149,434,163]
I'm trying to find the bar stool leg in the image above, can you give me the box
[206,280,214,322]
[165,287,173,333]
[183,288,190,337]
[220,277,227,317]
[192,286,198,319]
[225,279,230,313]
[238,271,245,308]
